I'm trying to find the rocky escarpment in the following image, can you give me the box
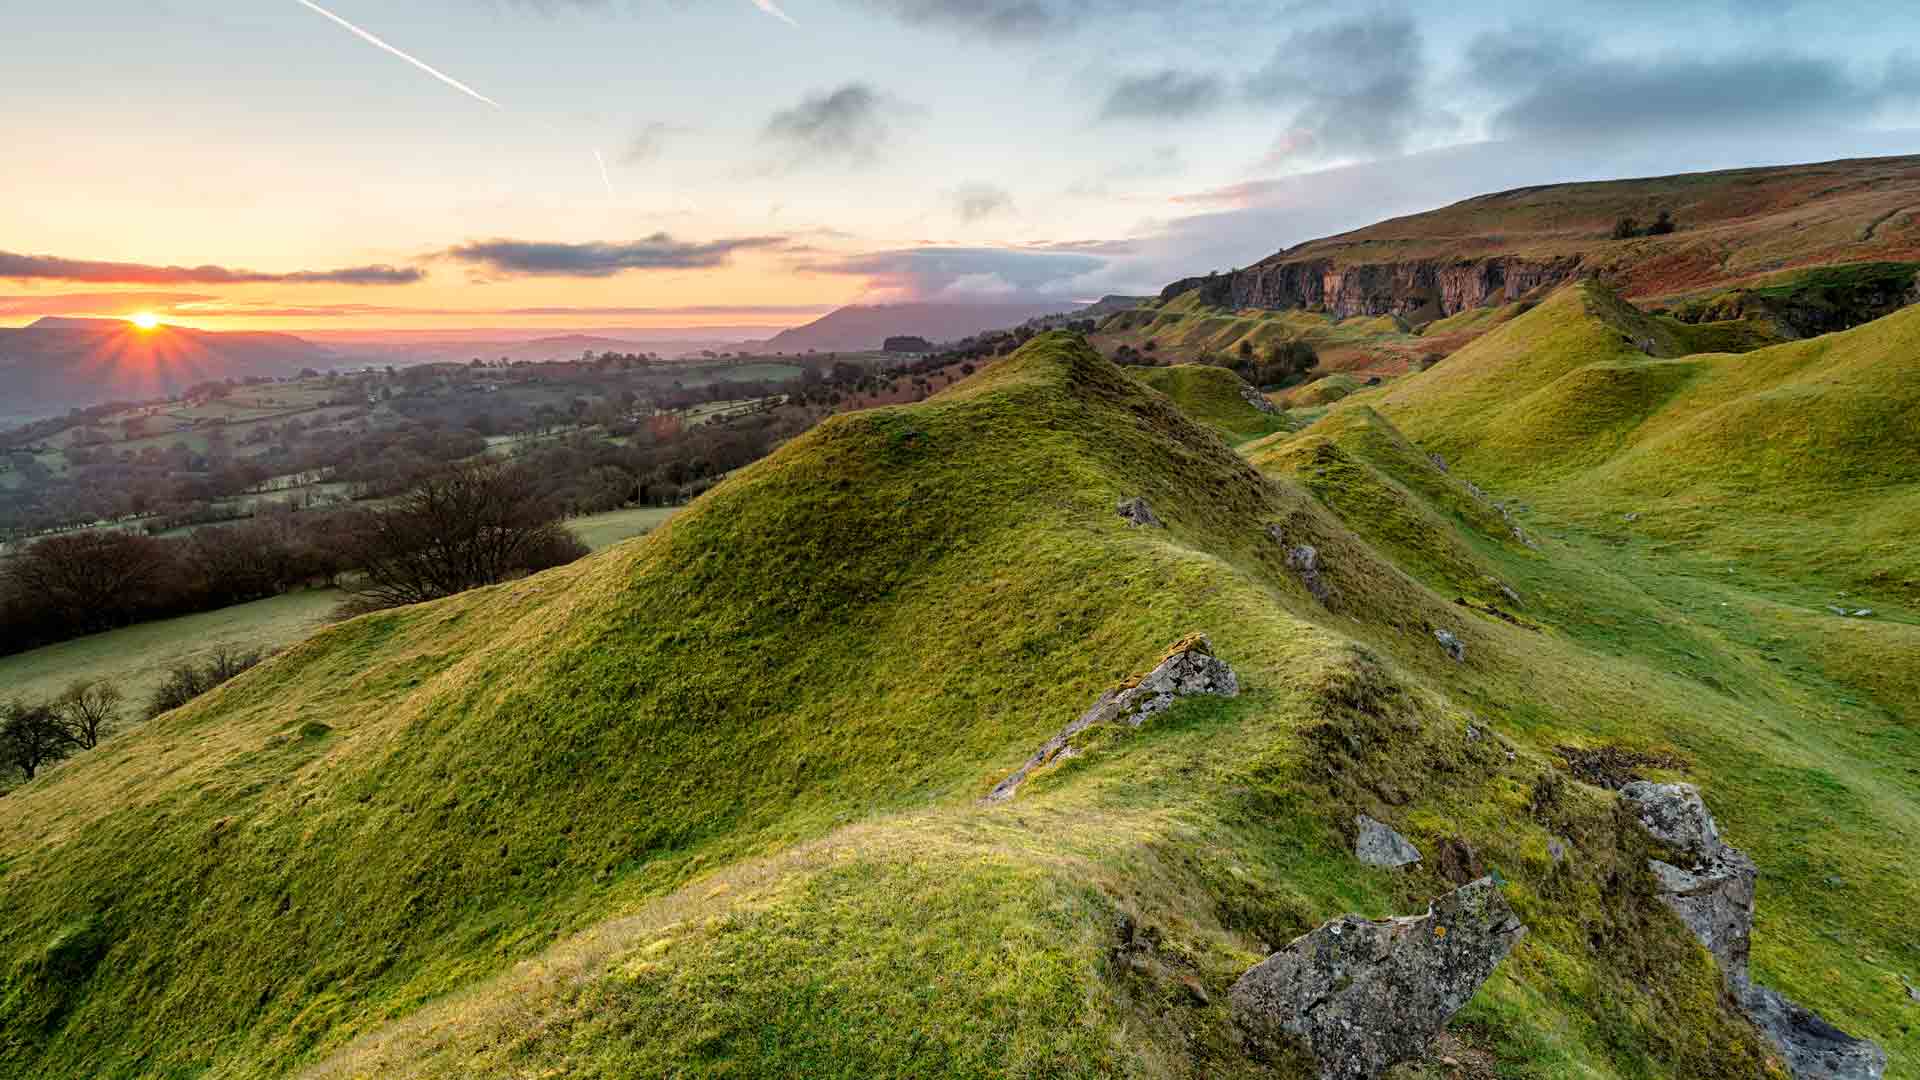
[1159,254,1585,321]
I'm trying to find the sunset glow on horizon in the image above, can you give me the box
[3,2,1916,335]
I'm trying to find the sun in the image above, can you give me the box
[131,312,161,330]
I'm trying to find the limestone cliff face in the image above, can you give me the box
[1160,254,1586,320]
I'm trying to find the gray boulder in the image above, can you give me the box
[1619,781,1754,979]
[1117,497,1165,528]
[1240,382,1281,414]
[1230,877,1526,1080]
[1434,628,1466,663]
[1742,985,1887,1080]
[1268,527,1336,606]
[1619,782,1885,1079]
[987,635,1237,802]
[1354,814,1422,868]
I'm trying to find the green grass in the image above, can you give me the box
[0,326,1913,1079]
[1129,364,1291,441]
[565,506,682,551]
[0,589,343,710]
[1095,295,1421,370]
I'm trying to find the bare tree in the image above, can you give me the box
[338,462,586,611]
[54,681,122,749]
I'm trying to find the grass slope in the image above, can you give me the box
[1129,364,1290,442]
[0,331,1910,1079]
[1377,282,1920,600]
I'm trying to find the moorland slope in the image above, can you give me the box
[0,318,1914,1079]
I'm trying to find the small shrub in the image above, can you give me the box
[147,648,264,720]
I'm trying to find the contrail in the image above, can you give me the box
[751,0,798,25]
[593,149,615,198]
[295,0,502,108]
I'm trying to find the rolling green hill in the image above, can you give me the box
[0,320,1914,1078]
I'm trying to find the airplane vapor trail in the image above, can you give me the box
[295,0,502,108]
[751,0,798,25]
[594,149,615,198]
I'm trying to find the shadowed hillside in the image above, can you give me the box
[0,330,1913,1078]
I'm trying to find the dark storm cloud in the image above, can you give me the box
[441,235,788,277]
[1098,70,1226,122]
[1243,14,1427,161]
[0,251,425,286]
[1467,30,1920,138]
[762,83,903,168]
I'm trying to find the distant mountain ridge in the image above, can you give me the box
[1159,154,1920,323]
[0,320,334,419]
[759,301,1083,353]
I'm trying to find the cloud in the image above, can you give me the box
[1099,70,1225,122]
[0,292,218,318]
[848,0,1084,38]
[0,251,425,286]
[144,300,836,320]
[623,121,683,164]
[950,183,1015,222]
[802,245,1105,299]
[439,234,788,277]
[762,83,904,168]
[1467,31,1918,138]
[1244,14,1427,161]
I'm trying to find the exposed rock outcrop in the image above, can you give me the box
[1619,782,1886,1079]
[1160,254,1585,321]
[1240,382,1281,415]
[1742,984,1891,1080]
[1354,814,1422,868]
[1434,629,1466,663]
[1268,526,1335,606]
[986,636,1237,802]
[1230,877,1526,1080]
[1117,497,1164,528]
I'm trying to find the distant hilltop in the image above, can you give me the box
[1159,154,1920,325]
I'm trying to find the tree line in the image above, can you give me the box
[1,649,264,787]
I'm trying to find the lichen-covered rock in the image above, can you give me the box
[1741,985,1888,1080]
[1230,877,1526,1080]
[1434,628,1466,662]
[1619,781,1885,1079]
[1116,497,1164,528]
[1240,382,1281,414]
[986,635,1237,802]
[1354,814,1422,868]
[1619,781,1754,979]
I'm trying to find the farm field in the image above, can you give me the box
[0,588,343,710]
[566,506,682,551]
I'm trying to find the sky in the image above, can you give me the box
[2,0,1917,333]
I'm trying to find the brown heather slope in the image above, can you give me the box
[1160,155,1920,322]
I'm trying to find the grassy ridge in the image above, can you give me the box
[1378,282,1920,598]
[0,328,1913,1078]
[1128,364,1291,442]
